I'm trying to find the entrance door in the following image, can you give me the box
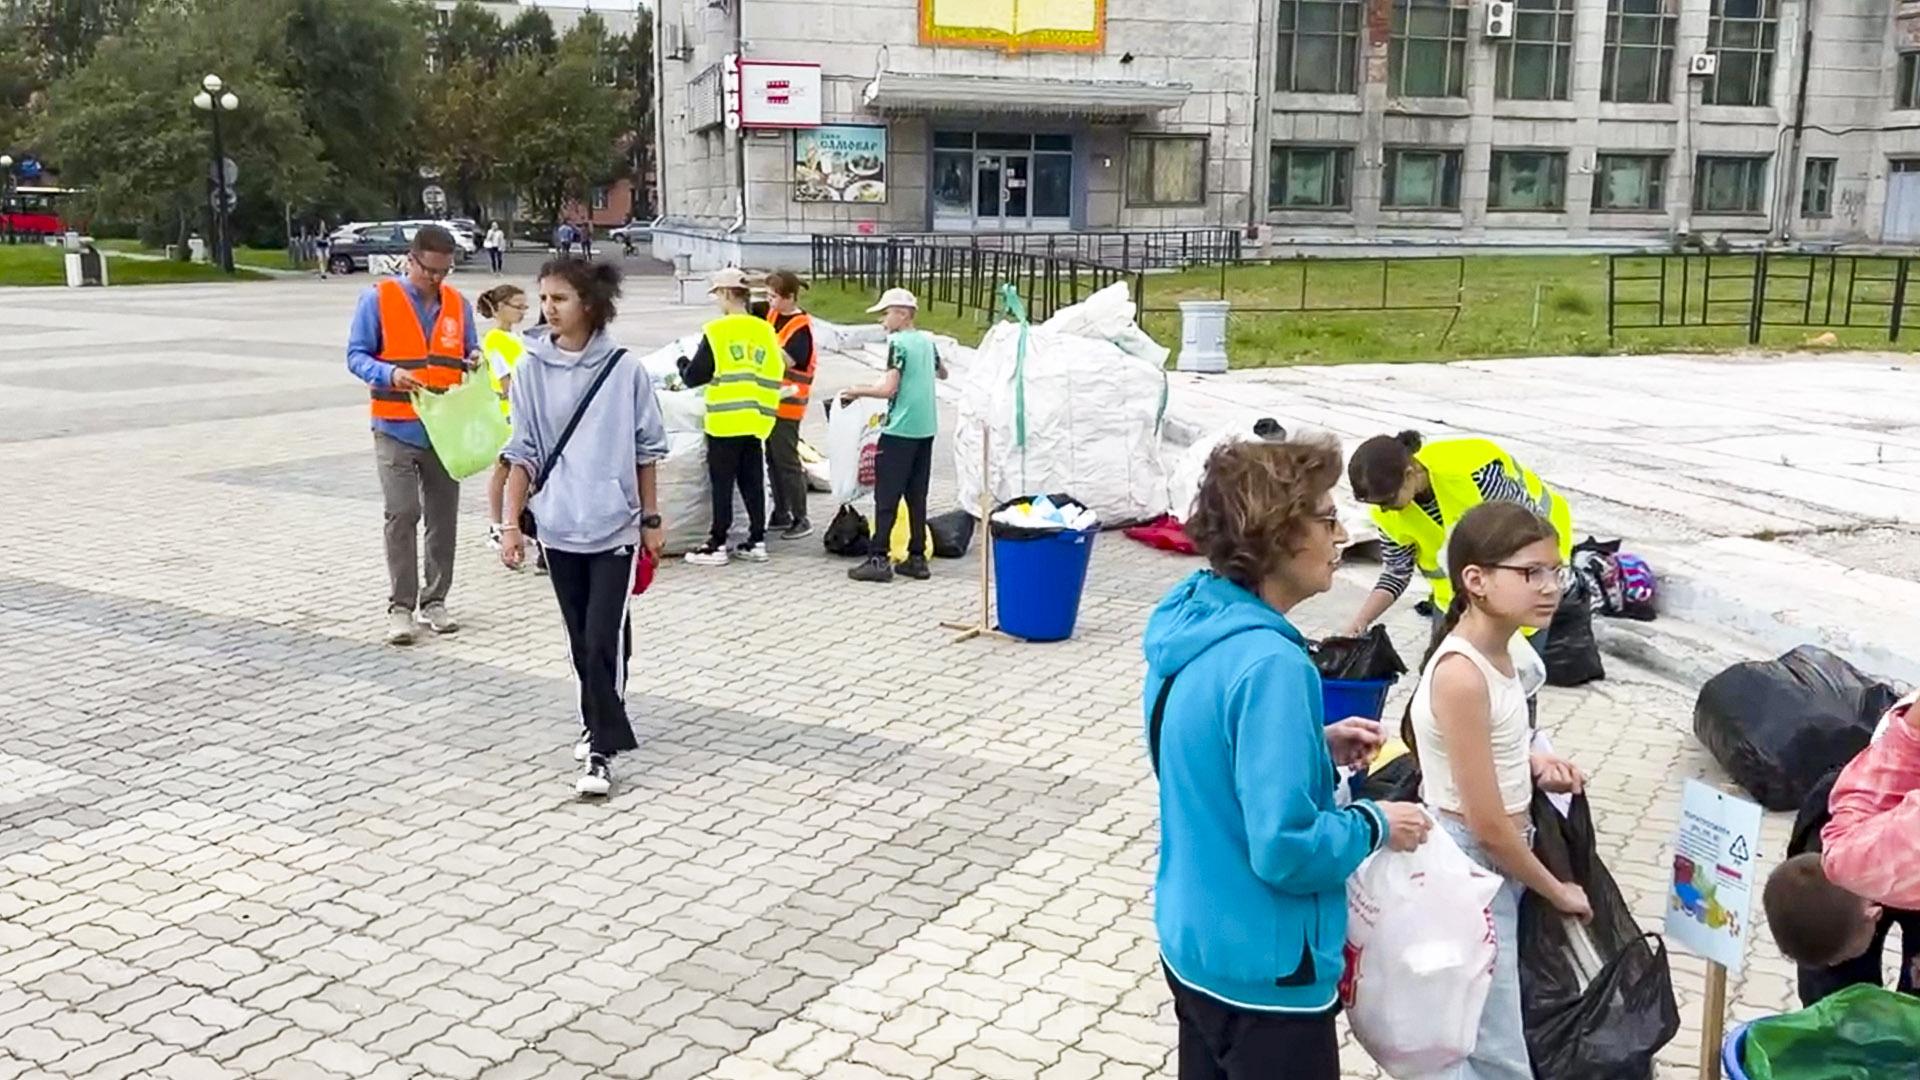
[1885,161,1920,243]
[974,153,1033,230]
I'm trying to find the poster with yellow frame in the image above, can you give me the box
[919,0,1106,53]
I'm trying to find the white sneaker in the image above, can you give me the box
[733,542,769,563]
[385,609,417,647]
[684,544,729,567]
[576,754,613,797]
[418,603,460,634]
[573,730,592,762]
[487,523,504,552]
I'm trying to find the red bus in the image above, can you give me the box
[1,186,78,238]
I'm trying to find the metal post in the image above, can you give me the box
[210,105,234,274]
[1892,259,1909,342]
[1747,251,1768,344]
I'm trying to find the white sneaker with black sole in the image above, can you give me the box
[684,543,729,567]
[733,542,769,563]
[576,754,612,797]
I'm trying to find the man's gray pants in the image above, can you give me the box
[374,432,459,613]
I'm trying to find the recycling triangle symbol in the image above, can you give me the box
[1729,835,1750,863]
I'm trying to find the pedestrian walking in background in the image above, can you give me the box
[556,220,574,258]
[484,221,506,274]
[762,270,817,540]
[840,288,945,583]
[576,220,594,260]
[344,225,480,646]
[681,267,784,566]
[478,283,531,555]
[500,258,667,797]
[1143,437,1428,1080]
[315,223,332,279]
[1407,500,1592,1080]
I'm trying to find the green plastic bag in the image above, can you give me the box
[1743,985,1920,1080]
[414,372,511,480]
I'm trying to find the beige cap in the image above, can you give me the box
[866,287,919,313]
[709,267,752,292]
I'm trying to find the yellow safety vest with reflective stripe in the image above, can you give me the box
[482,328,525,417]
[1368,438,1573,611]
[702,313,784,439]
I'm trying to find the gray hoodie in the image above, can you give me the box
[502,329,669,554]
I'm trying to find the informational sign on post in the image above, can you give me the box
[1665,780,1764,973]
[1665,780,1764,1080]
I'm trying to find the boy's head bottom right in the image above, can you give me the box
[1764,853,1883,968]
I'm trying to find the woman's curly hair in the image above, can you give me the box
[1185,436,1344,590]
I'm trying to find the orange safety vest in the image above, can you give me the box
[369,279,469,422]
[769,309,817,422]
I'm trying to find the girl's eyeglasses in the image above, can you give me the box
[1489,563,1572,592]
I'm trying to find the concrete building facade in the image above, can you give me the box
[653,0,1920,266]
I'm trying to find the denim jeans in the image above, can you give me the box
[1437,815,1534,1080]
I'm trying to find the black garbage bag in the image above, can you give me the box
[822,505,870,558]
[1544,577,1605,687]
[1693,645,1900,811]
[1356,753,1421,803]
[1520,792,1680,1080]
[1311,626,1409,682]
[928,510,976,559]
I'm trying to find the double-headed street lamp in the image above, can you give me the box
[0,153,14,245]
[192,73,239,274]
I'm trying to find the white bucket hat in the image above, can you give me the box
[865,287,919,313]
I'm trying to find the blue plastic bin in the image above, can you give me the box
[994,526,1097,642]
[1722,1023,1751,1080]
[1322,677,1395,724]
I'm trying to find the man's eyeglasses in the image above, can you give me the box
[1489,563,1572,592]
[411,255,452,280]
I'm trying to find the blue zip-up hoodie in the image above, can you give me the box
[1143,570,1389,1013]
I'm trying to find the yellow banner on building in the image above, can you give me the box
[920,0,1106,53]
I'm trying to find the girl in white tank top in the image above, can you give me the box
[1405,502,1593,1080]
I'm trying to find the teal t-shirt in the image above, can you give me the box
[883,329,939,439]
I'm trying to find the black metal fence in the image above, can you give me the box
[1135,255,1469,345]
[1608,251,1920,342]
[871,227,1243,270]
[810,234,1143,323]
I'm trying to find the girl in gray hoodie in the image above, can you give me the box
[501,259,669,796]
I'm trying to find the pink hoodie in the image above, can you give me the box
[1821,692,1920,910]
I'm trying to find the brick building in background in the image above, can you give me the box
[652,0,1920,268]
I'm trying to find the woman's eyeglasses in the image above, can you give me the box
[1489,563,1572,592]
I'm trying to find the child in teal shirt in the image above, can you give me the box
[839,287,946,583]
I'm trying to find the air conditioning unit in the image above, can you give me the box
[1485,0,1515,38]
[1689,52,1719,77]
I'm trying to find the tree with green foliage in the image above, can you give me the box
[502,7,557,60]
[30,0,323,248]
[435,0,506,73]
[4,0,147,81]
[494,36,626,232]
[419,57,507,221]
[277,0,427,220]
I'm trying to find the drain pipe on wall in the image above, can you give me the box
[1247,0,1271,241]
[728,0,748,236]
[1776,0,1816,243]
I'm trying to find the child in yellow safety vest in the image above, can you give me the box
[479,284,531,556]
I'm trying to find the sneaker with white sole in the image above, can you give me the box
[576,754,613,797]
[573,730,592,762]
[780,519,814,541]
[385,609,417,646]
[418,603,460,634]
[684,544,729,567]
[733,542,769,563]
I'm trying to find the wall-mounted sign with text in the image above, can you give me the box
[739,61,823,129]
[794,125,888,204]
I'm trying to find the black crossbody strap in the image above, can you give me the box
[1149,671,1178,776]
[535,348,627,490]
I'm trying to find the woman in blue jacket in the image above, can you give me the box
[1144,437,1431,1079]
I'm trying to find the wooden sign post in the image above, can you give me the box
[1663,781,1762,1079]
[941,426,1006,644]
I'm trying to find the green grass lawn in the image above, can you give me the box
[812,253,1920,365]
[0,243,264,285]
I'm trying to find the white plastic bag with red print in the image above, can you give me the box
[1340,817,1502,1078]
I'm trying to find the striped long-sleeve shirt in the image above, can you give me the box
[1372,459,1549,600]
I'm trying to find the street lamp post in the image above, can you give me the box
[192,73,239,274]
[0,154,14,246]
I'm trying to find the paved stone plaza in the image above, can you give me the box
[0,274,1857,1078]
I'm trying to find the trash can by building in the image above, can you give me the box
[992,495,1099,642]
[1177,300,1230,373]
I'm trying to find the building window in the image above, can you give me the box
[1270,146,1353,209]
[591,186,610,211]
[1383,147,1462,209]
[1592,154,1668,211]
[1694,155,1769,214]
[1801,157,1835,217]
[1276,0,1363,94]
[1900,54,1920,109]
[1127,136,1208,207]
[1602,0,1676,103]
[1488,151,1567,210]
[1390,0,1468,98]
[1495,0,1575,101]
[1703,0,1777,107]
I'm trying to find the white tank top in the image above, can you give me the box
[1410,633,1544,816]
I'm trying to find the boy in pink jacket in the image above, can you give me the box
[1823,692,1920,910]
